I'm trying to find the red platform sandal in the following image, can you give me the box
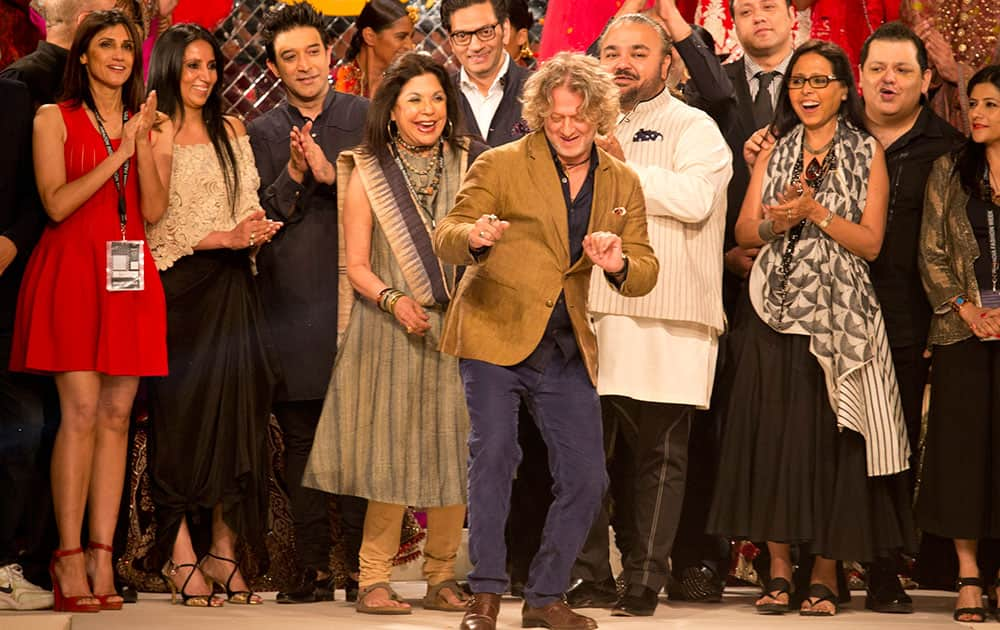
[50,548,100,613]
[87,542,124,610]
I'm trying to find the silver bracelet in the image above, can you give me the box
[757,219,779,242]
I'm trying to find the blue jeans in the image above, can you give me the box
[460,356,607,608]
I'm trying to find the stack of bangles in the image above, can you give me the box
[377,287,406,314]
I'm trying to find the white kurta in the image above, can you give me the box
[594,314,717,408]
[588,88,731,408]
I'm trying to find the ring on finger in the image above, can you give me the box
[406,326,413,333]
[250,232,256,246]
[479,230,487,238]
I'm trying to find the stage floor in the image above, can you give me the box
[2,584,980,630]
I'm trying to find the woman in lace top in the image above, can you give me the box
[708,40,913,616]
[144,23,281,607]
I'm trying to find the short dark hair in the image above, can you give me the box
[61,10,144,116]
[260,1,331,64]
[955,64,1000,197]
[440,0,509,32]
[860,21,929,72]
[507,0,533,32]
[728,0,793,18]
[364,52,466,158]
[344,0,411,63]
[771,39,868,138]
[147,24,240,214]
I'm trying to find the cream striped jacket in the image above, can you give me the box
[588,88,732,333]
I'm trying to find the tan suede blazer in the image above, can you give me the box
[433,131,659,384]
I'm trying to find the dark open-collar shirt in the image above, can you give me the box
[869,106,965,348]
[247,87,368,401]
[521,141,599,372]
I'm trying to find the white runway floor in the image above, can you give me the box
[1,584,983,630]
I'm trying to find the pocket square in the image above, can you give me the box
[612,206,627,216]
[632,128,663,142]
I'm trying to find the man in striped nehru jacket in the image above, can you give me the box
[568,12,732,617]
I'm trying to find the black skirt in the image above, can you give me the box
[916,336,1000,540]
[707,312,915,561]
[147,250,275,560]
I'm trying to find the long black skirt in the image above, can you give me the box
[147,250,275,562]
[707,312,914,561]
[916,337,1000,540]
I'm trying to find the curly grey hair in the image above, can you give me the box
[520,51,620,136]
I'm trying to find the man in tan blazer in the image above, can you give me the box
[434,52,658,630]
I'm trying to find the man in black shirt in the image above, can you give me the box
[0,77,52,612]
[248,2,368,604]
[860,21,964,611]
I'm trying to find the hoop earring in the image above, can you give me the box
[387,119,398,141]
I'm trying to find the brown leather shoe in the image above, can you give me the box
[522,600,598,629]
[459,592,500,630]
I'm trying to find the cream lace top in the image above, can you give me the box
[147,134,262,270]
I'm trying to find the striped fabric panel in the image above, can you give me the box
[833,308,911,476]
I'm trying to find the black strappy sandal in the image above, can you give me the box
[200,553,261,605]
[800,583,839,617]
[954,577,987,623]
[756,576,792,614]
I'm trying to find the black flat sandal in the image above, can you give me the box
[954,577,987,623]
[800,583,839,617]
[756,576,792,614]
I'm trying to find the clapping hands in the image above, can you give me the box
[289,121,335,185]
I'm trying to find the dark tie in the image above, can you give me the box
[753,71,777,129]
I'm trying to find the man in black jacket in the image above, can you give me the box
[859,21,963,610]
[0,0,114,107]
[0,78,51,611]
[248,2,369,604]
[442,0,530,147]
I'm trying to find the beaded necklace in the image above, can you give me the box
[391,140,444,228]
[774,132,837,321]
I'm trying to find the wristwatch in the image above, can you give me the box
[951,294,970,312]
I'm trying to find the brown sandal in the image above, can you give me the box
[356,582,412,615]
[423,579,470,612]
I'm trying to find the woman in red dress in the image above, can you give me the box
[9,9,167,613]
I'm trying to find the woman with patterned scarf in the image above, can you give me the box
[707,39,914,617]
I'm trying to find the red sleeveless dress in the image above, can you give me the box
[9,103,167,376]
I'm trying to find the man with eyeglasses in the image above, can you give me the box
[441,0,531,147]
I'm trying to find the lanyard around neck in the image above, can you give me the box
[93,108,131,238]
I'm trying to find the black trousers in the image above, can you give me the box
[572,396,693,592]
[0,354,53,575]
[670,406,728,577]
[274,399,365,573]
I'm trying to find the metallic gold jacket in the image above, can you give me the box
[918,152,978,347]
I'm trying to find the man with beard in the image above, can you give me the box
[248,1,369,604]
[565,14,731,617]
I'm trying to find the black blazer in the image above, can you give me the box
[685,57,769,314]
[0,79,44,354]
[453,60,531,147]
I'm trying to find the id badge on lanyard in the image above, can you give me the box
[982,175,1000,310]
[95,109,144,292]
